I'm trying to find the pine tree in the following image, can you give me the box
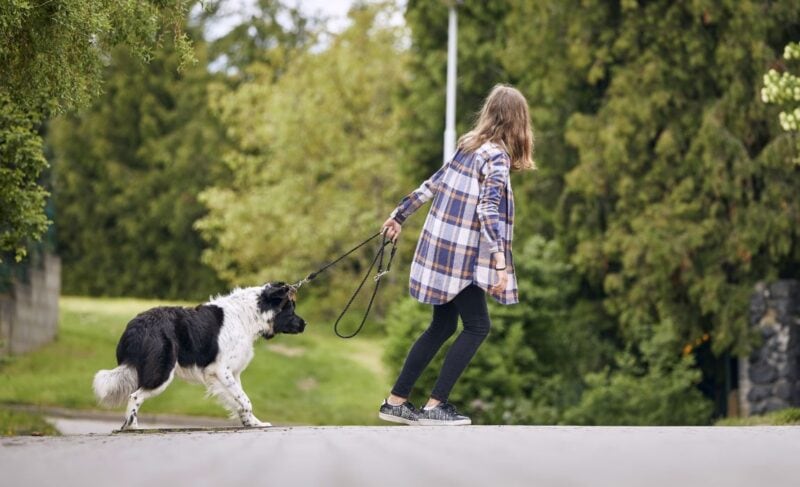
[49,31,224,299]
[561,1,800,356]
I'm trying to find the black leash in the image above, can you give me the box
[290,231,397,339]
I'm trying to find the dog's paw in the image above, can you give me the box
[120,415,139,431]
[242,417,271,428]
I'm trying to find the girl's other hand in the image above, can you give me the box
[490,268,508,295]
[382,217,402,242]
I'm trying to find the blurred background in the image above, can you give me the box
[1,0,799,434]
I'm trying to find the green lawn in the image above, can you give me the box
[0,408,60,436]
[0,296,390,425]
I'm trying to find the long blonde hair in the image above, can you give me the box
[457,84,536,171]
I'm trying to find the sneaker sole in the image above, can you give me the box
[417,418,472,426]
[378,412,418,426]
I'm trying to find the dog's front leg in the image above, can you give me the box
[212,367,271,427]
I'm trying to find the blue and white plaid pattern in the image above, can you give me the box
[391,141,518,305]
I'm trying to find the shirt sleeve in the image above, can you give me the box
[390,162,449,224]
[477,151,510,254]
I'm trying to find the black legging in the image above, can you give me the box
[391,284,491,402]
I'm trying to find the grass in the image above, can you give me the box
[715,408,800,426]
[0,296,390,425]
[0,407,60,436]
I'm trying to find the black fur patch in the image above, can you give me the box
[116,305,225,389]
[174,305,225,367]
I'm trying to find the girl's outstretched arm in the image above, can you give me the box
[388,162,449,224]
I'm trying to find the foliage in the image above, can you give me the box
[197,4,408,301]
[396,0,799,425]
[0,0,195,260]
[0,95,49,262]
[1,0,194,114]
[0,296,388,425]
[49,30,225,300]
[500,0,599,240]
[560,0,800,357]
[762,42,800,161]
[716,407,800,426]
[562,325,713,425]
[206,0,315,81]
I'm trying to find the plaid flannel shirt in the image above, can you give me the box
[391,141,518,305]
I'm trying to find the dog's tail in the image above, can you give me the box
[93,365,138,408]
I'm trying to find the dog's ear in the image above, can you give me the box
[258,283,289,313]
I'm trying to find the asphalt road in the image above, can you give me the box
[2,425,798,487]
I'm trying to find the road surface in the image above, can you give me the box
[2,425,797,487]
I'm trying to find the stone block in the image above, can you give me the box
[760,325,777,339]
[749,362,778,384]
[747,384,772,402]
[763,397,789,413]
[741,280,799,417]
[774,380,792,400]
[769,280,797,300]
[0,254,60,356]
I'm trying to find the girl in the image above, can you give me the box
[379,84,535,426]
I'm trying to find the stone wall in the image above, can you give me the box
[738,280,800,416]
[0,254,61,355]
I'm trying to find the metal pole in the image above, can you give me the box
[443,3,458,164]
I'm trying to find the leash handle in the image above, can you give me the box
[333,235,397,339]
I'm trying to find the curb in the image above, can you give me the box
[1,403,237,427]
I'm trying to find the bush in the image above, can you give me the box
[563,324,713,425]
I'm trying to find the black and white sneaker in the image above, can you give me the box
[418,402,471,426]
[378,399,420,425]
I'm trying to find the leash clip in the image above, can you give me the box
[373,270,389,281]
[290,278,308,290]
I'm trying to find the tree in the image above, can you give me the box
[206,0,314,82]
[392,0,800,424]
[0,95,49,261]
[197,4,408,304]
[561,0,800,356]
[49,29,225,299]
[0,0,193,261]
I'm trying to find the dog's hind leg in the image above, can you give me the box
[121,368,175,430]
[206,367,270,427]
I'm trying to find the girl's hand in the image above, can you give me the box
[382,217,402,242]
[490,268,508,295]
[490,251,507,294]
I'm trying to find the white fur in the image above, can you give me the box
[93,365,138,407]
[95,286,279,429]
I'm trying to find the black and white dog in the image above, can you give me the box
[93,283,305,430]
